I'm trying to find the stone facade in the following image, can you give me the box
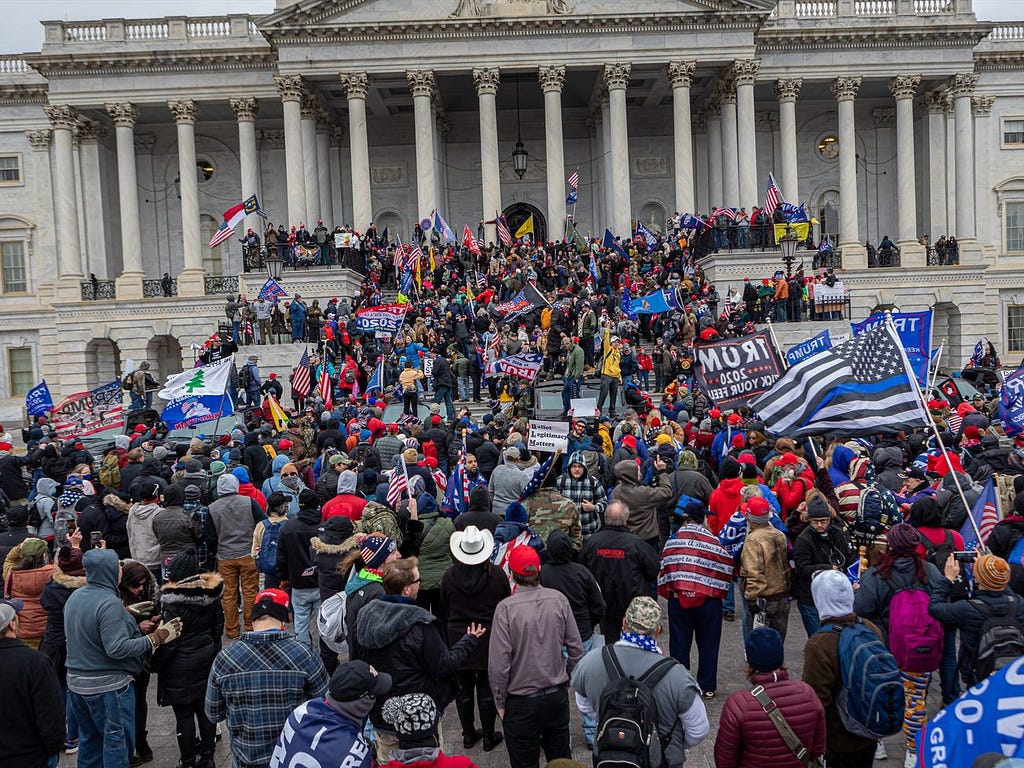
[1,0,1024,408]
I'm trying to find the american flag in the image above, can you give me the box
[495,212,513,247]
[715,207,737,221]
[461,432,470,510]
[961,476,1001,550]
[764,172,783,215]
[476,271,487,289]
[568,169,580,190]
[386,454,408,507]
[291,349,311,399]
[209,222,236,249]
[318,364,333,410]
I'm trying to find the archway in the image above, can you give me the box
[502,202,546,244]
[375,210,405,244]
[84,339,122,390]
[147,335,184,385]
[637,201,668,236]
[816,191,839,244]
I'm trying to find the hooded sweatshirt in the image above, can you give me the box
[708,477,746,536]
[208,474,266,560]
[64,548,151,694]
[828,445,855,489]
[416,493,455,590]
[321,471,367,522]
[127,500,164,567]
[540,529,605,641]
[276,504,324,589]
[232,466,268,512]
[32,477,59,541]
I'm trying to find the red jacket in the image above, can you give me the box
[236,481,267,512]
[321,493,367,522]
[773,475,813,516]
[708,478,745,535]
[714,670,826,768]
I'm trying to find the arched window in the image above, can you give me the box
[201,215,223,276]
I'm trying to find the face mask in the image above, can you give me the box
[281,475,300,491]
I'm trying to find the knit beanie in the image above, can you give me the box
[505,501,529,524]
[360,535,397,569]
[720,456,741,480]
[806,496,831,520]
[811,569,855,620]
[382,692,437,736]
[975,554,1011,592]
[745,627,785,672]
[886,522,920,554]
[57,545,85,576]
[679,450,698,470]
[166,551,201,583]
[209,460,226,476]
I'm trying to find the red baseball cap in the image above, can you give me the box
[252,588,291,622]
[508,545,541,577]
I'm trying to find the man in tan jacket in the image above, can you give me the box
[739,496,791,640]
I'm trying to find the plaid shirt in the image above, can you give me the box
[556,473,607,537]
[205,630,329,768]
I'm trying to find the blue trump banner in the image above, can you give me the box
[258,278,287,302]
[786,329,832,366]
[24,380,54,417]
[1000,364,1024,437]
[161,392,233,430]
[630,290,673,315]
[851,309,932,386]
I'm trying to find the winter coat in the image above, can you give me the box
[708,477,745,536]
[988,516,1024,561]
[792,523,856,604]
[356,595,478,729]
[5,561,55,639]
[416,497,455,591]
[872,447,905,492]
[153,572,225,706]
[40,565,86,649]
[489,463,526,517]
[853,556,943,635]
[380,754,475,768]
[345,570,384,661]
[311,536,353,601]
[610,461,674,543]
[714,670,826,768]
[276,505,323,588]
[740,523,791,601]
[453,507,502,534]
[440,560,510,670]
[0,636,66,768]
[126,501,163,567]
[540,529,605,641]
[580,525,660,622]
[152,505,203,562]
[77,494,131,558]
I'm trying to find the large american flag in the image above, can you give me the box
[292,349,311,399]
[318,364,333,410]
[568,169,580,190]
[386,454,408,507]
[764,173,783,214]
[495,213,513,247]
[960,476,1001,550]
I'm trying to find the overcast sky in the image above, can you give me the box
[0,0,1021,54]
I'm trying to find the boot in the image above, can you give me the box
[196,753,216,768]
[175,760,196,768]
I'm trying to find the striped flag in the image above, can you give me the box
[386,454,408,507]
[461,431,470,512]
[960,476,1001,551]
[291,349,311,399]
[568,169,580,190]
[495,212,513,246]
[764,172,783,214]
[715,207,737,221]
[476,271,487,289]
[750,322,930,437]
[318,364,333,410]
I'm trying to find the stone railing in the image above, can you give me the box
[0,56,29,75]
[45,16,263,48]
[790,0,957,17]
[989,25,1024,42]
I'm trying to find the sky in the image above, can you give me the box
[0,0,1021,54]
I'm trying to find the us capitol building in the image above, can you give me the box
[0,0,1022,414]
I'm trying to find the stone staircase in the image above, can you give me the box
[757,319,852,356]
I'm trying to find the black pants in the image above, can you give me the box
[502,688,570,768]
[134,668,150,751]
[416,587,445,625]
[601,611,625,644]
[320,637,339,676]
[172,698,215,763]
[455,669,498,739]
[404,390,419,416]
[826,743,876,768]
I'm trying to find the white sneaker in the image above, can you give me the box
[903,751,917,768]
[874,741,887,760]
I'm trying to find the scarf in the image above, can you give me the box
[358,567,383,582]
[59,488,85,509]
[620,632,663,655]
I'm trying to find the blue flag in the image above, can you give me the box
[663,288,681,311]
[634,220,658,254]
[851,310,932,386]
[603,228,627,260]
[566,189,578,206]
[630,290,672,315]
[780,202,809,223]
[161,391,233,430]
[399,264,414,296]
[621,284,635,319]
[1000,364,1024,438]
[25,380,54,417]
[589,254,600,285]
[786,330,832,366]
[971,336,988,367]
[367,357,384,394]
[679,213,704,232]
[433,210,456,243]
[258,278,287,302]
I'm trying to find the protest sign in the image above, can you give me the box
[693,330,784,410]
[570,398,597,418]
[528,420,569,452]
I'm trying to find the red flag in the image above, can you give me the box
[463,225,481,256]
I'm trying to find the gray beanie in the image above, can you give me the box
[216,474,240,496]
[811,569,855,620]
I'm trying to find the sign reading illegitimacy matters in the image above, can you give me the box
[1000,364,1024,437]
[786,329,832,366]
[355,304,407,333]
[528,420,569,452]
[51,381,125,438]
[694,330,785,410]
[851,310,932,386]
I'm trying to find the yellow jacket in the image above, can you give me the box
[599,327,621,380]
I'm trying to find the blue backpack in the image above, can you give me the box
[1009,534,1024,567]
[820,619,903,739]
[255,519,284,575]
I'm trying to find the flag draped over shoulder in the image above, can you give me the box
[750,322,930,437]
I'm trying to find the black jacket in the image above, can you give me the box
[356,595,477,729]
[540,530,605,640]
[153,572,225,706]
[0,524,30,565]
[440,560,510,670]
[792,522,856,604]
[76,494,131,558]
[312,535,354,601]
[315,468,342,505]
[431,356,455,389]
[118,461,146,494]
[242,441,271,484]
[580,525,660,619]
[0,637,66,767]
[277,506,322,588]
[453,508,502,534]
[475,441,501,480]
[0,453,30,501]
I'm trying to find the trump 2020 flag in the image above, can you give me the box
[258,278,287,302]
[158,357,233,401]
[786,329,832,366]
[1000,364,1024,438]
[488,352,544,382]
[355,305,407,334]
[25,380,54,417]
[851,310,932,386]
[161,390,233,430]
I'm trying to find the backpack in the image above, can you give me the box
[820,620,903,739]
[921,531,969,601]
[121,373,134,392]
[317,591,348,653]
[886,577,943,673]
[853,483,892,539]
[594,645,678,768]
[343,369,355,384]
[1008,534,1024,567]
[239,363,253,389]
[356,501,403,546]
[970,595,1024,683]
[255,519,284,575]
[98,453,121,491]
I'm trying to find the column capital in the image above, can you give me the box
[77,121,105,144]
[774,78,802,103]
[257,129,285,150]
[274,74,305,103]
[921,90,948,114]
[105,102,138,127]
[229,96,259,122]
[300,93,319,121]
[948,72,978,99]
[24,129,51,151]
[705,94,721,118]
[667,60,696,88]
[473,67,501,96]
[693,111,707,133]
[973,95,996,116]
[889,74,921,100]
[44,104,78,131]
[603,63,631,91]
[340,72,369,99]
[717,79,736,106]
[407,69,436,98]
[168,99,199,125]
[538,65,565,93]
[316,107,333,132]
[830,76,862,102]
[329,126,345,147]
[731,58,760,87]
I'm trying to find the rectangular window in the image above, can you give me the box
[7,347,32,398]
[0,155,20,185]
[1004,119,1024,146]
[1,240,25,293]
[1008,203,1024,253]
[1010,306,1024,353]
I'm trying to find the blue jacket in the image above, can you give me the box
[270,698,370,768]
[64,549,151,687]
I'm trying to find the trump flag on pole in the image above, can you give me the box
[355,305,407,333]
[25,380,54,417]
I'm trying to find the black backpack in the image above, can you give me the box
[970,595,1024,683]
[853,483,892,539]
[595,646,678,768]
[239,363,253,389]
[921,530,969,601]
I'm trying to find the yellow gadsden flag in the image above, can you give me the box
[514,215,534,239]
[262,394,289,433]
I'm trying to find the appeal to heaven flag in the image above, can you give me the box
[158,357,234,401]
[750,322,930,437]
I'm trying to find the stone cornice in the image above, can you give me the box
[756,22,993,54]
[0,83,47,105]
[26,48,276,78]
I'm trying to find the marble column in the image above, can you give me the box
[300,94,320,225]
[922,91,947,240]
[43,105,83,301]
[945,99,957,242]
[604,63,632,237]
[600,97,614,232]
[831,76,865,265]
[951,73,978,243]
[340,73,372,232]
[668,60,696,215]
[693,112,709,213]
[169,99,205,296]
[24,130,55,291]
[407,70,437,218]
[274,74,307,227]
[229,97,261,237]
[706,98,723,208]
[316,110,334,228]
[76,121,108,280]
[719,80,739,206]
[890,75,924,264]
[474,67,502,244]
[733,59,760,213]
[106,103,144,298]
[973,95,996,248]
[539,65,566,241]
[775,79,802,204]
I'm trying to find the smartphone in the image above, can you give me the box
[66,519,77,534]
[953,551,978,563]
[90,531,102,548]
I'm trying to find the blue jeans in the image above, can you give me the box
[940,625,960,704]
[579,634,598,746]
[130,393,145,411]
[458,376,471,401]
[69,683,135,768]
[291,587,321,647]
[797,600,820,637]
[561,376,581,412]
[435,385,455,422]
[668,597,724,694]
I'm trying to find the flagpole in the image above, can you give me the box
[766,318,789,371]
[927,341,944,395]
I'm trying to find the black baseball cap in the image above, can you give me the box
[328,660,392,701]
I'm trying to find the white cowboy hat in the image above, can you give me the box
[448,525,494,566]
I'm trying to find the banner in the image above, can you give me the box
[158,357,234,401]
[334,232,352,249]
[258,278,287,302]
[528,420,569,452]
[355,304,407,333]
[24,380,54,417]
[491,282,548,322]
[51,381,125,439]
[773,222,809,242]
[489,352,543,381]
[851,309,932,386]
[1000,364,1024,437]
[811,282,846,305]
[294,243,319,262]
[786,329,832,366]
[161,391,233,430]
[694,330,785,410]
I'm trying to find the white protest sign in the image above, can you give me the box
[570,398,597,418]
[528,420,569,452]
[831,333,851,346]
[423,357,435,378]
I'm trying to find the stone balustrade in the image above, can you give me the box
[789,0,961,17]
[44,16,262,49]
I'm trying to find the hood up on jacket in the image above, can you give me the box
[356,596,437,650]
[336,470,358,496]
[872,446,904,473]
[35,476,58,498]
[829,445,855,487]
[613,460,641,485]
[104,493,131,515]
[271,454,289,476]
[417,492,439,519]
[130,501,162,521]
[546,529,574,564]
[82,548,121,593]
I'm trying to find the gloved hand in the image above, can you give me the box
[127,601,156,618]
[149,617,184,648]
